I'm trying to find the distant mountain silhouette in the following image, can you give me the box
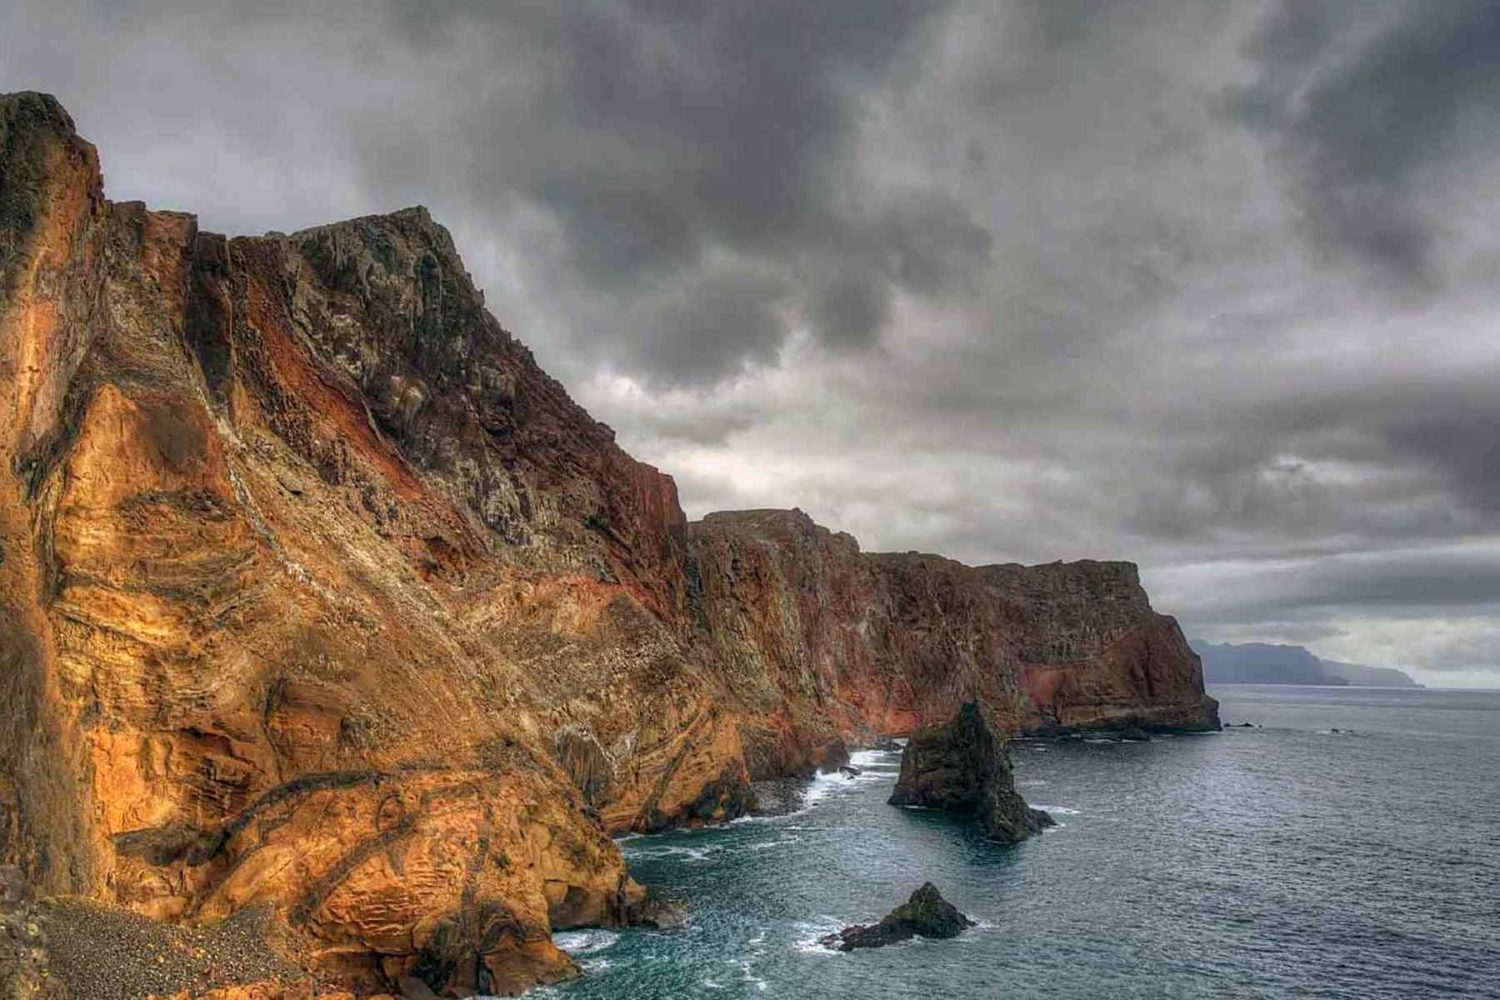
[1191,640,1421,688]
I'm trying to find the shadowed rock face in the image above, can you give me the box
[0,92,1215,996]
[889,702,1054,843]
[818,883,973,952]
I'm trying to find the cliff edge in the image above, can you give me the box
[0,93,1216,997]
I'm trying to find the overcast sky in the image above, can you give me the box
[6,1,1500,686]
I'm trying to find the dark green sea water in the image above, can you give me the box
[533,686,1500,999]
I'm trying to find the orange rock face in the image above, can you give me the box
[0,93,1215,996]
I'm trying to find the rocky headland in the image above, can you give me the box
[0,92,1217,996]
[889,702,1054,842]
[1192,640,1422,688]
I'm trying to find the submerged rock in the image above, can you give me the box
[819,883,974,952]
[626,890,687,929]
[889,701,1054,842]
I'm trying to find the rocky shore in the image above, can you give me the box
[0,91,1217,996]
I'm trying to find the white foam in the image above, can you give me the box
[1030,804,1080,815]
[799,771,844,806]
[791,917,846,955]
[735,958,768,991]
[552,928,619,955]
[848,748,900,768]
[789,761,890,813]
[741,748,904,823]
[644,844,718,862]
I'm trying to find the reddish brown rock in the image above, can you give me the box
[0,91,670,998]
[0,92,1216,997]
[687,509,1218,770]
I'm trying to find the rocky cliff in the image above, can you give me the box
[0,93,1216,997]
[689,509,1218,765]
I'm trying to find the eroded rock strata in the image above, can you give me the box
[0,93,1217,996]
[889,701,1054,843]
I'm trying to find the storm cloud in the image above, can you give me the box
[1228,0,1500,285]
[5,0,1500,684]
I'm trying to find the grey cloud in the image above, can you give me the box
[1194,621,1352,647]
[633,267,790,383]
[1418,630,1500,673]
[1180,549,1500,622]
[6,1,1500,682]
[373,0,976,381]
[1229,0,1500,284]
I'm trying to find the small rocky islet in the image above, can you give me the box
[819,883,975,952]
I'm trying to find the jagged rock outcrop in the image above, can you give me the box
[818,883,973,952]
[889,701,1054,842]
[0,93,1216,996]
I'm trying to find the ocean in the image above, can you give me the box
[534,686,1500,999]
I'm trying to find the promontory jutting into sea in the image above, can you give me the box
[3,3,1500,998]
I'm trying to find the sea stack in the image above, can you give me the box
[889,702,1054,842]
[819,883,974,952]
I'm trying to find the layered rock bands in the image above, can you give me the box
[0,93,1218,996]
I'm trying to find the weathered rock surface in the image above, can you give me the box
[0,91,680,998]
[818,883,973,952]
[889,702,1054,842]
[150,986,358,1000]
[0,92,1216,996]
[689,509,1220,770]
